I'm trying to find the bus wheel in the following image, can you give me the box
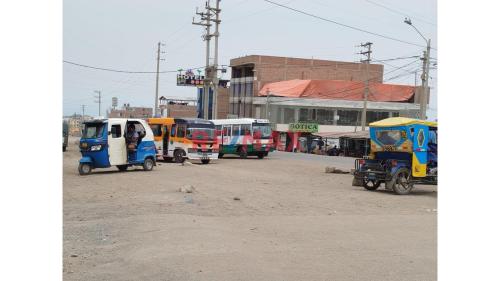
[238,147,248,159]
[362,179,381,191]
[201,159,210,164]
[78,163,91,175]
[117,165,128,171]
[174,150,185,163]
[389,168,414,195]
[257,152,265,159]
[143,158,154,171]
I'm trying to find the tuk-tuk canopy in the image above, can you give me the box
[369,117,437,128]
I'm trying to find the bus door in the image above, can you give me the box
[222,125,231,146]
[162,125,169,157]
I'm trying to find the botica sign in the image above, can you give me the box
[288,123,319,133]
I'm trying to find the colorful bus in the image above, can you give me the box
[147,118,219,164]
[211,118,274,159]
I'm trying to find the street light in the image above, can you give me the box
[404,17,431,120]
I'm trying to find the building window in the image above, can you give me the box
[367,111,389,124]
[284,108,295,123]
[299,108,309,122]
[392,112,400,117]
[317,109,335,125]
[337,110,359,126]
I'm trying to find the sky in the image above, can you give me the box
[63,0,437,119]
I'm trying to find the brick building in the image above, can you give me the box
[108,105,152,118]
[229,55,384,117]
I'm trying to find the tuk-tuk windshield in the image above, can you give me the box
[375,130,402,145]
[186,128,215,140]
[83,123,105,139]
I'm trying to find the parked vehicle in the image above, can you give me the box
[353,117,438,195]
[211,118,274,159]
[78,118,156,175]
[63,120,69,152]
[147,118,218,164]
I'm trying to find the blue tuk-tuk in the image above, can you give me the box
[78,118,157,175]
[353,117,437,195]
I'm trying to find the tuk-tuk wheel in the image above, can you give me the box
[389,168,414,195]
[201,159,210,164]
[363,179,381,191]
[143,158,154,171]
[117,165,128,171]
[78,163,91,175]
[257,152,265,159]
[218,153,224,159]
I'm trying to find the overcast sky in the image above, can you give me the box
[63,0,437,119]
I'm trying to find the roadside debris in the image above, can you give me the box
[233,197,241,201]
[325,166,350,174]
[178,185,196,193]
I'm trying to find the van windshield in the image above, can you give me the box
[186,128,215,140]
[83,123,105,139]
[252,123,272,139]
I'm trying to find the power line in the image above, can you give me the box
[364,0,436,27]
[262,0,429,49]
[63,60,204,74]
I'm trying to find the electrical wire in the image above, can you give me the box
[63,60,204,74]
[263,0,429,49]
[364,0,437,27]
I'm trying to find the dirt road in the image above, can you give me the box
[64,138,436,281]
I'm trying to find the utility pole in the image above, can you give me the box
[94,90,102,117]
[193,0,221,120]
[211,0,221,119]
[404,18,431,120]
[420,39,431,120]
[265,88,270,120]
[154,42,166,117]
[358,42,372,131]
[81,104,86,124]
[193,2,212,119]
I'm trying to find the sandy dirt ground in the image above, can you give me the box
[64,138,436,281]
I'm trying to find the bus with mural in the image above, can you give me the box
[147,117,219,164]
[211,118,274,159]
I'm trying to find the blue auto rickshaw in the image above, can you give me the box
[78,118,157,175]
[353,117,437,195]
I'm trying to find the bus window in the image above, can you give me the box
[215,125,222,136]
[252,123,272,139]
[240,124,251,136]
[177,125,186,138]
[150,124,162,137]
[170,124,176,137]
[223,125,231,136]
[232,125,240,136]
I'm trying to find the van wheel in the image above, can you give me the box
[143,158,154,171]
[201,159,210,164]
[78,163,91,175]
[388,168,414,195]
[257,152,265,159]
[174,150,185,163]
[238,146,248,159]
[117,165,128,171]
[363,179,381,191]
